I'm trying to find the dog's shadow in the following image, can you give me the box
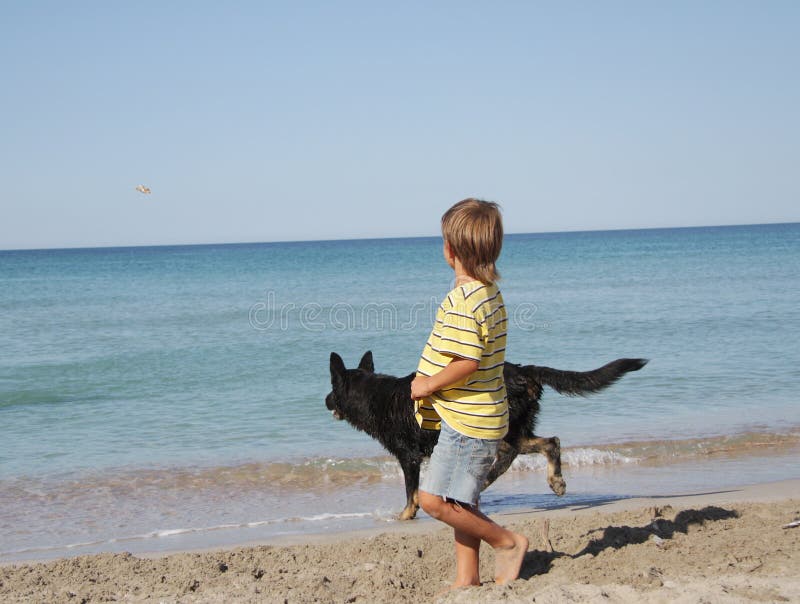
[518,505,739,579]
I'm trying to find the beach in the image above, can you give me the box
[2,228,799,599]
[2,479,798,603]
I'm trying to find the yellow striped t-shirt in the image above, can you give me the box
[415,280,508,440]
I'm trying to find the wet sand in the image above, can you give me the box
[2,479,798,603]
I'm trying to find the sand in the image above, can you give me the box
[2,479,798,603]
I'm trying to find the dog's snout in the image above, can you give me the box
[325,393,343,420]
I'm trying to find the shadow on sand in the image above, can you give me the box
[519,505,739,579]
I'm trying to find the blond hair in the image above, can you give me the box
[441,198,503,284]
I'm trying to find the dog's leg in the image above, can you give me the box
[398,457,421,520]
[400,489,419,521]
[482,440,519,491]
[518,436,566,496]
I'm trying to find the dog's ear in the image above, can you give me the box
[358,351,374,373]
[330,352,346,388]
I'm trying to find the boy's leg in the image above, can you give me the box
[453,528,481,586]
[419,490,528,584]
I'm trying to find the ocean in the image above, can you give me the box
[1,223,799,562]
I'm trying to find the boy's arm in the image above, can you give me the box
[411,356,478,400]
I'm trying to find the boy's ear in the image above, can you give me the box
[358,351,374,373]
[443,239,456,264]
[330,352,346,387]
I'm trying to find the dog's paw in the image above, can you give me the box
[549,475,567,496]
[398,506,418,521]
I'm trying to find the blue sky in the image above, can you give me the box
[1,1,798,249]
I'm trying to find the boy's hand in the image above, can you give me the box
[411,376,434,400]
[411,357,479,401]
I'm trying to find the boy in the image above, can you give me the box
[410,198,528,590]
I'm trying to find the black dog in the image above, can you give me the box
[326,351,647,520]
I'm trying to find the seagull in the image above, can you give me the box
[135,185,152,194]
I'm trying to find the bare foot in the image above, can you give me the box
[494,533,528,585]
[434,581,480,599]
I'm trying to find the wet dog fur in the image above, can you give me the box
[326,351,647,520]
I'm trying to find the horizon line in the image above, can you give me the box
[1,220,798,253]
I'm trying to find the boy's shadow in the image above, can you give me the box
[518,505,739,580]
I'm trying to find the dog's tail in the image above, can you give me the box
[519,358,648,396]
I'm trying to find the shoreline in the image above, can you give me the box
[141,477,800,557]
[2,440,798,566]
[2,478,798,602]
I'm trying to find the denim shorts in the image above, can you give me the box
[420,420,500,506]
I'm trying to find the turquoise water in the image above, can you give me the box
[1,223,799,560]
